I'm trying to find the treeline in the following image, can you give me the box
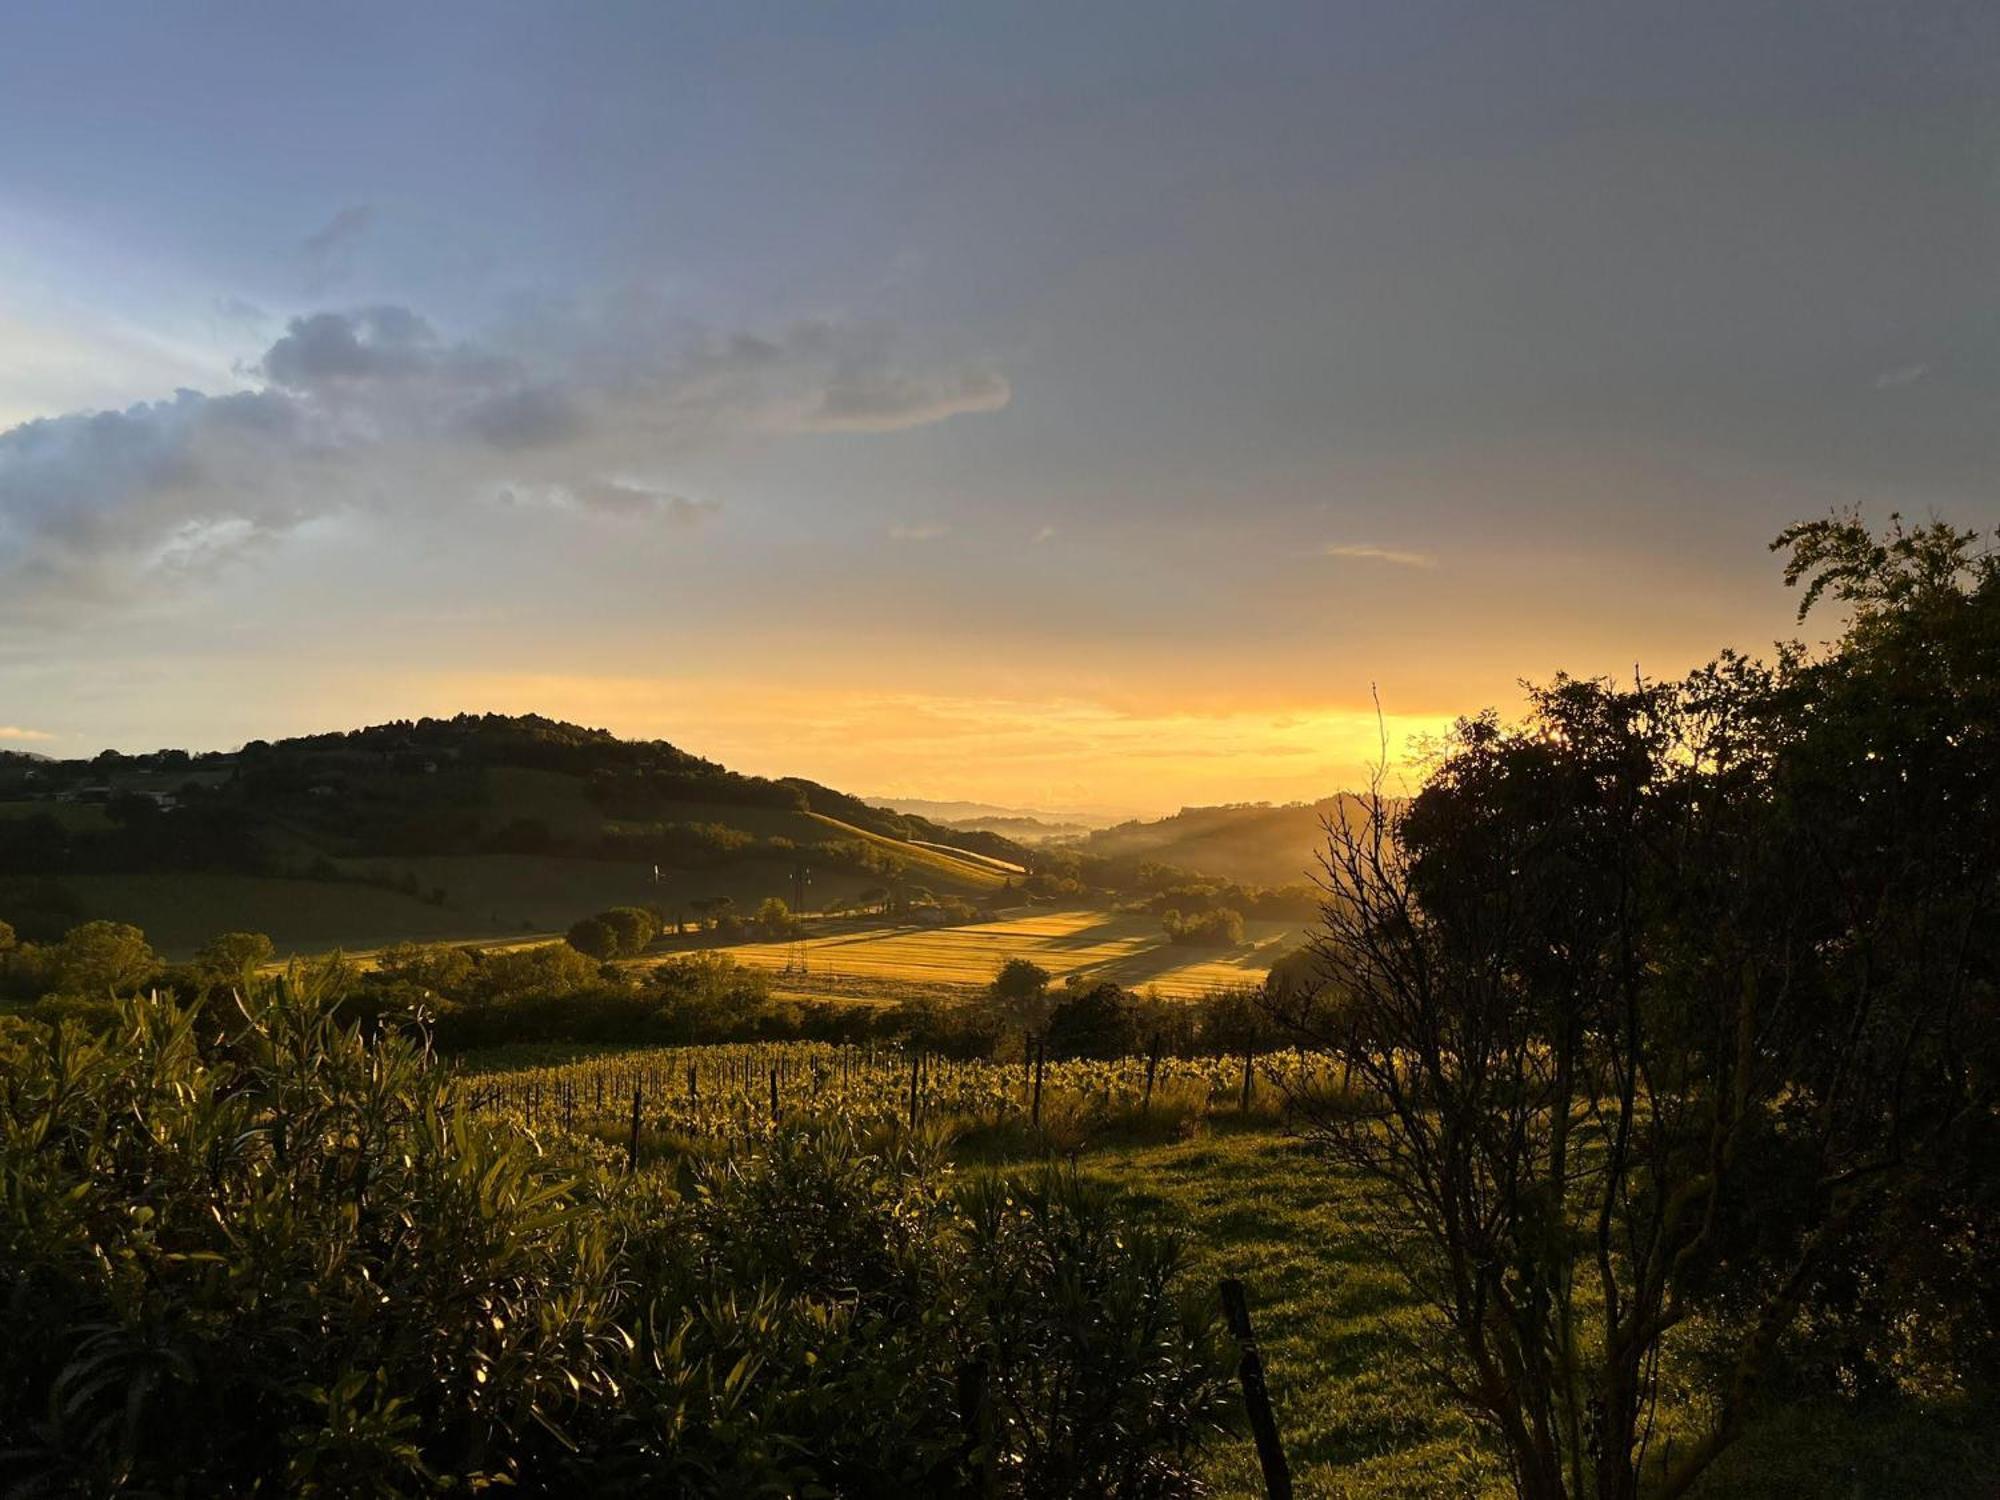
[0,711,1033,878]
[0,910,1300,1064]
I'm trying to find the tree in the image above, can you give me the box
[49,920,159,995]
[1161,906,1244,947]
[193,931,275,984]
[689,896,735,932]
[753,897,795,937]
[565,916,618,960]
[375,941,477,996]
[472,941,601,1003]
[599,905,658,955]
[0,920,13,953]
[991,958,1051,1006]
[1046,982,1137,1060]
[1276,515,1998,1500]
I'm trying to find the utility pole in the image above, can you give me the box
[789,862,813,975]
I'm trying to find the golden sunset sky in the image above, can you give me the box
[3,5,1992,813]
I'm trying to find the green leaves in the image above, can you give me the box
[1,983,1227,1494]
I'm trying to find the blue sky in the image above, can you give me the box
[2,1,1995,811]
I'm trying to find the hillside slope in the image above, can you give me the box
[1069,795,1374,886]
[0,714,1020,955]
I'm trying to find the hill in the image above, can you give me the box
[874,797,1116,842]
[0,714,1027,954]
[1067,795,1375,887]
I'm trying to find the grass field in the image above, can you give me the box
[1096,1131,1998,1499]
[707,905,1301,999]
[61,873,499,956]
[0,800,113,832]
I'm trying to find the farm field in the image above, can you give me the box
[705,905,1301,999]
[329,852,895,935]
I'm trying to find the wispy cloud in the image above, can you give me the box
[888,521,949,542]
[0,725,55,742]
[1031,524,1056,544]
[1324,543,1435,569]
[1872,363,1929,390]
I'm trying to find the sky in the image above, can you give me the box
[1,1,1995,815]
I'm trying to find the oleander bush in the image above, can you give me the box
[0,982,1232,1496]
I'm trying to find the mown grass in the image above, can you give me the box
[1088,1131,1999,1500]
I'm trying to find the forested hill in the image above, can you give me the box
[2,713,1025,864]
[1067,795,1377,887]
[0,715,1035,948]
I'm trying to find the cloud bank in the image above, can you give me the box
[0,302,1010,609]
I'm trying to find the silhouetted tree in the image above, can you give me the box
[1277,514,1999,1500]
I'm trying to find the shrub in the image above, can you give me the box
[599,905,658,954]
[0,984,1230,1493]
[566,914,618,958]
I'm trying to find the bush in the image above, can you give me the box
[566,914,618,958]
[599,905,658,954]
[566,906,657,960]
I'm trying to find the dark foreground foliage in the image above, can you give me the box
[0,985,1232,1496]
[1280,514,2000,1499]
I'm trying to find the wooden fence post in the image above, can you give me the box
[627,1086,642,1174]
[1220,1278,1290,1499]
[957,1357,999,1498]
[1143,1034,1160,1110]
[1031,1037,1046,1128]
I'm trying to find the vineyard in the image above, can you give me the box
[462,1039,1317,1158]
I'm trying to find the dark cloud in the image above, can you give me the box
[811,368,1011,433]
[465,386,586,450]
